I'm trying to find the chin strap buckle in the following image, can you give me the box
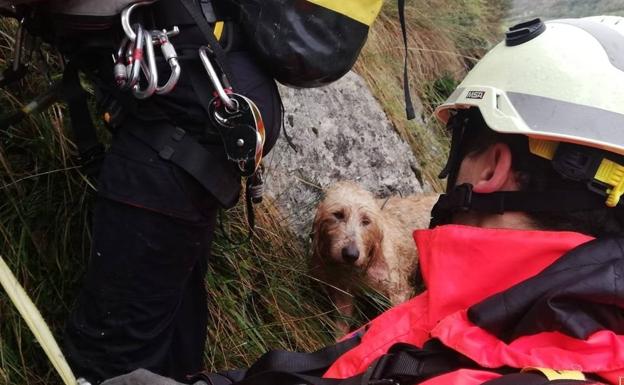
[447,183,474,212]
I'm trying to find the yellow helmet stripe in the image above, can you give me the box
[306,0,382,26]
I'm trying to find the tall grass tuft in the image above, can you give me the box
[0,2,507,384]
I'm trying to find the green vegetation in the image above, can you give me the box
[0,2,507,384]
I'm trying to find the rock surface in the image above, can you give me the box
[263,71,430,237]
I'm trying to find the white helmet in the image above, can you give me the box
[434,16,624,208]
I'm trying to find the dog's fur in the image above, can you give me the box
[311,181,438,333]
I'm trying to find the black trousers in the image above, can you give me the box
[63,127,220,384]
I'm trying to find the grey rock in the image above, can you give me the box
[263,71,429,237]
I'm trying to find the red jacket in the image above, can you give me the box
[323,225,624,385]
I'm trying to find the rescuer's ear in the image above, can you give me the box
[471,143,517,193]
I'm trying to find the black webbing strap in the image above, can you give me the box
[434,184,609,214]
[62,62,104,177]
[126,121,241,208]
[190,335,361,385]
[178,0,238,90]
[245,334,362,377]
[398,0,415,120]
[192,340,477,385]
[362,341,477,383]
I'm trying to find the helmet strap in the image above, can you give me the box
[438,111,468,190]
[429,183,608,228]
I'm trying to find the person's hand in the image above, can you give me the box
[100,368,189,385]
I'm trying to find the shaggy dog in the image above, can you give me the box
[311,181,437,333]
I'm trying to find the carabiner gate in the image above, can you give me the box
[199,46,237,111]
[152,30,181,95]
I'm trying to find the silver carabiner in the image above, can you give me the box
[152,30,181,95]
[127,25,146,89]
[198,46,236,111]
[132,29,158,99]
[121,0,157,41]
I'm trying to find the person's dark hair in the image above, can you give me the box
[453,108,624,237]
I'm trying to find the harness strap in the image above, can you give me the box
[126,120,241,208]
[191,339,479,385]
[430,183,609,227]
[62,62,105,178]
[189,335,362,385]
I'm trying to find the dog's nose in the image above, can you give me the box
[341,244,360,264]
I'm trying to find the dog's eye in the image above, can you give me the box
[333,211,344,220]
[361,217,371,226]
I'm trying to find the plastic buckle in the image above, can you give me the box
[449,183,473,212]
[364,354,399,385]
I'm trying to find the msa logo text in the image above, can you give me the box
[466,90,485,99]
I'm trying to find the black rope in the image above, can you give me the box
[398,0,415,120]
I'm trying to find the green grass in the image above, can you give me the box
[0,2,507,384]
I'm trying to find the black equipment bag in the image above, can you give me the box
[231,0,383,88]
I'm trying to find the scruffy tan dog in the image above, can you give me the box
[311,181,437,333]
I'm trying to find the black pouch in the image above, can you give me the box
[230,0,383,88]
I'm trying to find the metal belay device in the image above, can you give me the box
[199,46,265,177]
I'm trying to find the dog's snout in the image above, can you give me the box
[341,244,360,264]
